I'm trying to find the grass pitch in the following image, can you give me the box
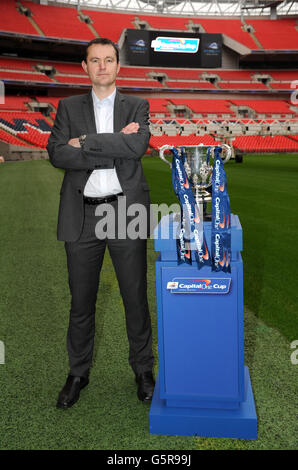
[0,155,297,450]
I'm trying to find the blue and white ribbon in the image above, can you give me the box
[172,147,210,269]
[211,147,231,273]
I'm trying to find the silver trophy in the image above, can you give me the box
[159,143,231,219]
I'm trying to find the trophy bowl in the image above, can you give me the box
[159,143,232,219]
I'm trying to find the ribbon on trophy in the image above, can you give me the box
[172,147,211,269]
[211,147,231,273]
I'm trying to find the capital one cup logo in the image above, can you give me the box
[167,277,231,294]
[151,37,200,53]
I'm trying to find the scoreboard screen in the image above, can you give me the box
[126,29,222,68]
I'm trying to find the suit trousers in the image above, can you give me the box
[64,198,154,378]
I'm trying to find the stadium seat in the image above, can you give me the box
[245,18,298,50]
[0,57,35,71]
[270,83,293,90]
[233,135,298,152]
[218,82,269,90]
[116,79,164,89]
[0,0,37,36]
[0,71,54,83]
[165,81,216,90]
[0,96,31,111]
[21,1,95,41]
[230,99,294,115]
[168,99,235,115]
[0,128,36,147]
[0,112,51,148]
[197,18,257,49]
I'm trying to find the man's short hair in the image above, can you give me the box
[84,38,119,63]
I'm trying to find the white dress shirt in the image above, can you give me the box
[83,88,123,197]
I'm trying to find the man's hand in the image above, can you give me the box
[120,122,139,134]
[68,138,81,148]
[68,123,139,146]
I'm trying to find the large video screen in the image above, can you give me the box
[126,29,222,68]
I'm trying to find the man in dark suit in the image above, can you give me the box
[47,38,155,409]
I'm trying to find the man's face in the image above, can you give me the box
[82,43,120,88]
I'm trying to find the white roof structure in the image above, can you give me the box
[43,0,298,17]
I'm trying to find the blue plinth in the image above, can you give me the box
[150,367,257,439]
[149,213,257,439]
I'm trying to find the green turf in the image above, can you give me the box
[0,157,297,450]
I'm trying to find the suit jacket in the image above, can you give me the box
[47,89,151,242]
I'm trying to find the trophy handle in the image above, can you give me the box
[159,145,173,168]
[221,144,232,164]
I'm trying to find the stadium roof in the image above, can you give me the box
[48,0,298,16]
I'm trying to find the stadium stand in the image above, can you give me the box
[1,94,297,149]
[0,0,37,36]
[0,96,31,111]
[270,83,293,90]
[165,81,217,90]
[21,0,95,41]
[245,18,298,50]
[0,1,297,157]
[54,76,91,85]
[147,99,170,115]
[0,112,52,148]
[35,96,62,109]
[115,78,164,88]
[3,58,294,85]
[268,71,298,80]
[167,99,236,116]
[81,9,135,43]
[0,128,37,147]
[0,57,35,71]
[194,18,257,49]
[149,133,223,150]
[1,63,295,93]
[233,135,298,152]
[0,56,295,93]
[218,82,269,90]
[153,69,201,80]
[230,100,295,116]
[0,71,54,83]
[1,2,297,52]
[213,71,254,80]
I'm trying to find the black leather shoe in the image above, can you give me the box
[56,374,89,409]
[135,371,155,402]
